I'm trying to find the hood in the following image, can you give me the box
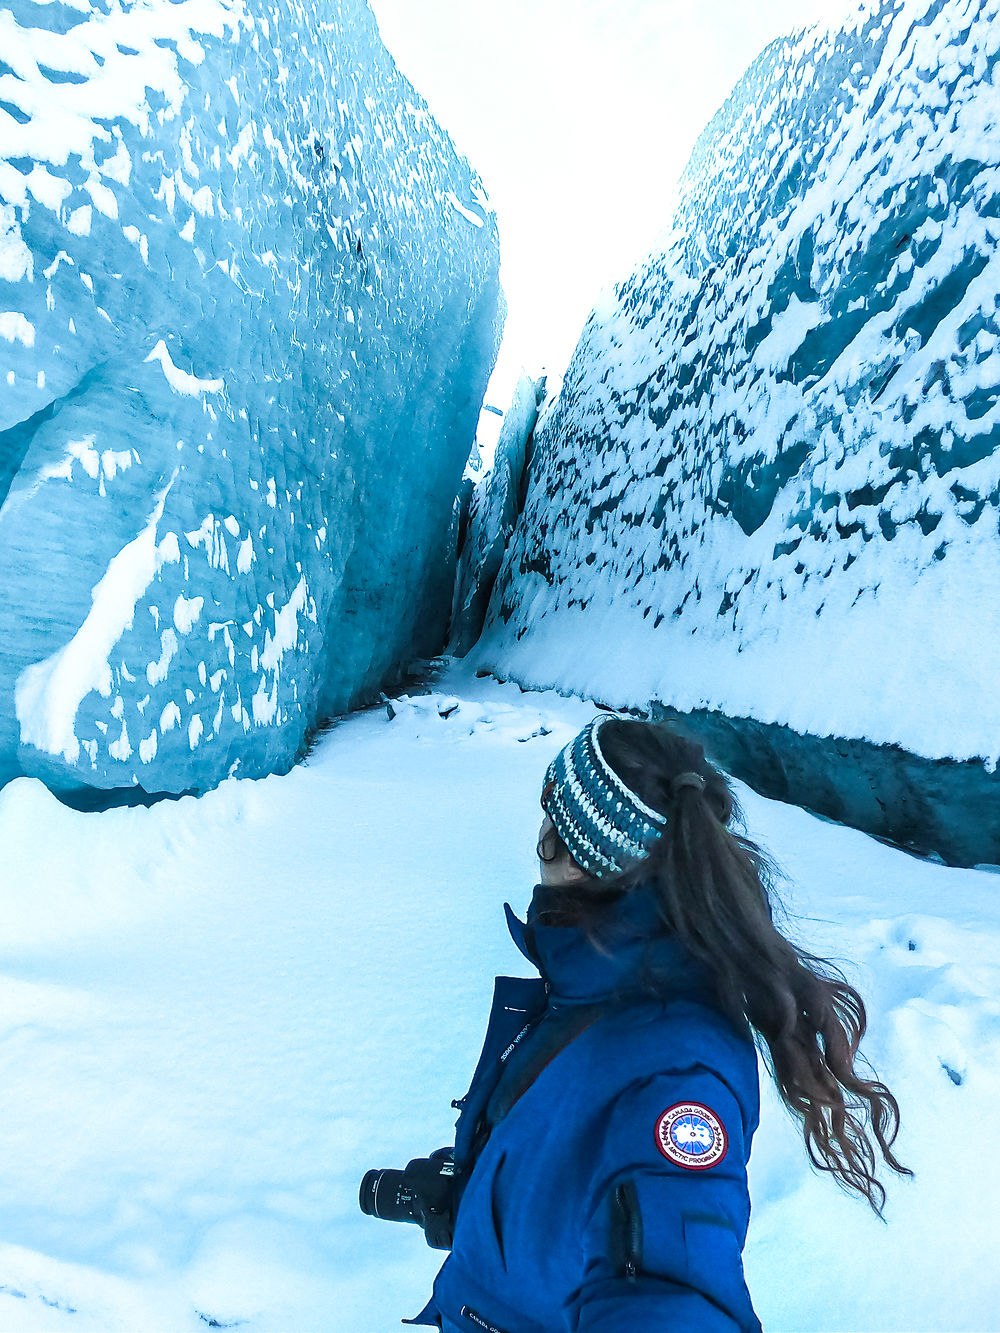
[503,881,715,1006]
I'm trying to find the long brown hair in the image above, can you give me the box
[536,716,912,1216]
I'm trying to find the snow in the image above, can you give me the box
[14,481,178,766]
[173,595,204,636]
[0,312,35,347]
[143,342,225,399]
[0,660,996,1331]
[446,191,486,227]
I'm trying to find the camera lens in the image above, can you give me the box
[359,1169,381,1217]
[359,1167,414,1222]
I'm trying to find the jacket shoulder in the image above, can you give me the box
[576,997,760,1128]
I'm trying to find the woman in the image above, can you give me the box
[402,714,911,1332]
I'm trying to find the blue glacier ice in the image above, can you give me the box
[0,0,502,798]
[475,0,1000,864]
[449,370,544,656]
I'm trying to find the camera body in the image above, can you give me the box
[359,1147,459,1250]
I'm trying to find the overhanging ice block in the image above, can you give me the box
[0,0,502,798]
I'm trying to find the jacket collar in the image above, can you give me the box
[504,881,713,1005]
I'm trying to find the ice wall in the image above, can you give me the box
[0,0,501,798]
[449,371,544,656]
[476,0,1000,863]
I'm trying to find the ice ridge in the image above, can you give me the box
[475,0,1000,862]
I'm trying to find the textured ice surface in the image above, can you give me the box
[0,0,501,797]
[449,371,544,656]
[478,0,1000,771]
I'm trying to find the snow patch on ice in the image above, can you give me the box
[173,594,204,635]
[146,628,179,688]
[144,340,224,397]
[0,312,35,347]
[0,204,33,282]
[446,190,485,227]
[236,536,255,573]
[260,576,310,671]
[159,700,181,733]
[15,479,178,764]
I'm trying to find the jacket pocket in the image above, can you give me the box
[610,1179,643,1282]
[489,1151,508,1271]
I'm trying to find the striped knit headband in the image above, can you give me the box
[541,715,675,877]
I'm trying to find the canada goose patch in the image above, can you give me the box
[655,1102,728,1170]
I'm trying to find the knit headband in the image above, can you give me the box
[542,715,670,877]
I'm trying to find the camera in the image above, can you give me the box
[359,1147,459,1250]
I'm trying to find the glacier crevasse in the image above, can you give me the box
[449,370,544,657]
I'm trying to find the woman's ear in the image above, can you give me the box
[563,854,588,883]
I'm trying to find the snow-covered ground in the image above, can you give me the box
[0,660,997,1332]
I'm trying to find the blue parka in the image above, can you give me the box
[410,885,763,1333]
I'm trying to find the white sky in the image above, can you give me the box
[368,0,859,418]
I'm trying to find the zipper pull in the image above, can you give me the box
[451,1097,467,1111]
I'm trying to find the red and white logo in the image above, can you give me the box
[655,1102,728,1170]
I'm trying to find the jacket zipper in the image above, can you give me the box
[614,1181,642,1281]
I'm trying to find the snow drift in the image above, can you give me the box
[0,0,502,800]
[474,0,1000,865]
[0,668,998,1329]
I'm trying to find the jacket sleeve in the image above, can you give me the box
[573,1063,760,1333]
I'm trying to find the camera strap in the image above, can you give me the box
[483,1000,611,1134]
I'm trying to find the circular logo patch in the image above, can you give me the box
[655,1102,728,1170]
